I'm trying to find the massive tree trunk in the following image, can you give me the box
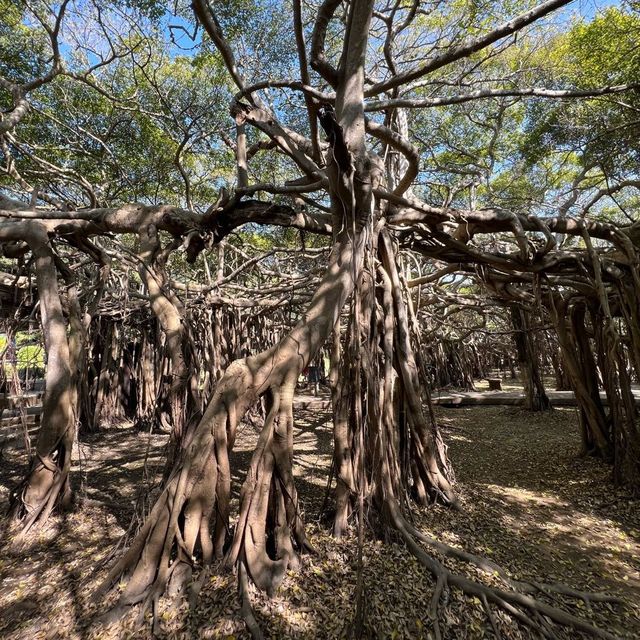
[133,322,160,428]
[583,226,640,489]
[593,312,640,488]
[93,319,126,427]
[551,346,572,391]
[10,230,75,536]
[331,231,455,538]
[97,3,625,637]
[101,0,379,610]
[100,207,369,614]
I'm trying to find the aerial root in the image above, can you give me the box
[239,560,265,640]
[481,593,502,640]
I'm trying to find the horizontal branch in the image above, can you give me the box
[235,81,334,103]
[366,84,640,111]
[0,197,332,249]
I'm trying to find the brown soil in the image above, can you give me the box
[0,398,638,639]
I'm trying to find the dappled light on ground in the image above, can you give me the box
[425,405,640,637]
[1,403,638,638]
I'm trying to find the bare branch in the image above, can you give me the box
[365,0,574,97]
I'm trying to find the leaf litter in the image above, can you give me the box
[0,403,638,639]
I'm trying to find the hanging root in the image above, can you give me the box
[334,232,625,640]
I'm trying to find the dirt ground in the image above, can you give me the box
[0,394,639,639]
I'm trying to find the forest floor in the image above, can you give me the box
[0,387,639,639]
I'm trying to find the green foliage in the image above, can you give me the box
[14,54,232,206]
[562,9,640,86]
[404,3,640,224]
[0,0,48,86]
[119,0,166,21]
[16,344,44,371]
[521,8,640,176]
[2,0,638,256]
[15,330,40,346]
[0,331,44,374]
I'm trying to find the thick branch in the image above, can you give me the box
[366,83,640,111]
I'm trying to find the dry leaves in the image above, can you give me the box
[0,404,638,639]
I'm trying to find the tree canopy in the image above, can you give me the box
[1,1,640,638]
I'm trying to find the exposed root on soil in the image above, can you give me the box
[389,502,623,640]
[238,560,264,640]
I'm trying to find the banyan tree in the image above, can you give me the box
[1,0,640,637]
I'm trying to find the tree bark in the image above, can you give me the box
[510,306,551,411]
[10,229,75,535]
[551,299,611,458]
[137,226,201,468]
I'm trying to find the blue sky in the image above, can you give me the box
[159,0,626,59]
[578,0,622,18]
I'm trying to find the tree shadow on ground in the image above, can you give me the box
[0,503,122,640]
[1,402,639,639]
[424,404,640,638]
